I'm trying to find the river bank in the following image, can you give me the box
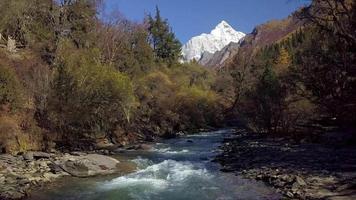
[0,148,141,200]
[13,129,280,200]
[0,130,203,200]
[215,128,356,199]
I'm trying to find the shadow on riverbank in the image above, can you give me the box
[215,128,356,199]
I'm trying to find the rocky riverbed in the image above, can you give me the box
[0,150,128,200]
[215,128,356,200]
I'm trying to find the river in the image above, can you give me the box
[30,129,280,200]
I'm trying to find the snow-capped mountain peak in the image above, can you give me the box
[182,21,245,62]
[212,20,234,35]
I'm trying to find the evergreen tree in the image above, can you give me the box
[147,6,182,64]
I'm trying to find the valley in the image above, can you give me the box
[0,0,355,199]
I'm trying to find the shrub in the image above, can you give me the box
[0,65,23,110]
[175,86,223,129]
[48,41,136,139]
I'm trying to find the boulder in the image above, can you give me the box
[295,175,307,186]
[23,152,34,161]
[23,152,51,160]
[58,154,120,177]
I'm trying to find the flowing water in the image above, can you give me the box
[31,129,280,200]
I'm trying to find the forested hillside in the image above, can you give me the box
[0,0,355,155]
[0,0,225,154]
[217,0,355,139]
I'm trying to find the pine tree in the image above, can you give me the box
[147,6,182,64]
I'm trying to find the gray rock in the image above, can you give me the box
[0,176,5,184]
[5,177,16,184]
[42,173,60,181]
[102,150,110,155]
[286,191,294,198]
[23,152,51,160]
[3,190,25,200]
[336,183,353,192]
[70,152,87,156]
[274,179,286,187]
[295,175,307,186]
[23,152,34,160]
[48,163,63,174]
[291,182,301,193]
[18,178,30,186]
[59,154,120,177]
[33,152,51,159]
[280,174,294,183]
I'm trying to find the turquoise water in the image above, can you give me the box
[30,129,280,200]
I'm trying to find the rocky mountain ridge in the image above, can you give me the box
[181,21,245,62]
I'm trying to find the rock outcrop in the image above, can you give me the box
[0,152,123,199]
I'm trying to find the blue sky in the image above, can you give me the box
[103,0,309,43]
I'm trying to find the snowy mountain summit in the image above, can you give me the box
[182,21,245,62]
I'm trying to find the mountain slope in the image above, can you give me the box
[210,14,303,69]
[182,21,245,62]
[200,42,241,68]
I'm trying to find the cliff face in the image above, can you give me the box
[200,42,240,68]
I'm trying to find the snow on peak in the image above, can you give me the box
[182,21,245,62]
[215,20,232,30]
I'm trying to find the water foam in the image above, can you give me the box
[99,159,212,191]
[151,147,190,154]
[131,157,153,169]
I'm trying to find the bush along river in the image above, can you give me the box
[29,129,280,200]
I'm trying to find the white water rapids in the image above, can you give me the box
[30,129,280,200]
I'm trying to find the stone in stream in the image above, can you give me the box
[58,154,121,177]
